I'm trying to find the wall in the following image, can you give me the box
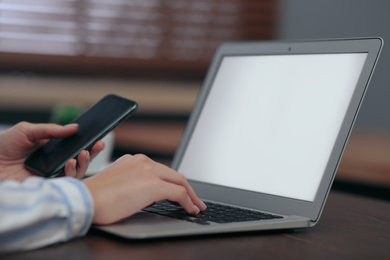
[277,0,390,131]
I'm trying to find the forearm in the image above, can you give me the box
[0,177,94,253]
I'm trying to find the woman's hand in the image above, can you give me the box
[83,154,207,225]
[0,122,104,181]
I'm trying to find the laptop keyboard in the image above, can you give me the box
[143,200,283,225]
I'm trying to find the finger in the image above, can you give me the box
[155,165,207,211]
[64,159,77,178]
[157,182,200,215]
[178,180,207,212]
[27,123,79,143]
[75,150,90,179]
[89,140,105,161]
[130,154,206,211]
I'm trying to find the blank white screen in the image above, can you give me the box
[178,53,367,201]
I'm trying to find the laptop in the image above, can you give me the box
[94,37,383,238]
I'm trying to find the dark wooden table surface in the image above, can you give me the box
[4,190,390,260]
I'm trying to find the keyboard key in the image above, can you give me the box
[143,200,283,225]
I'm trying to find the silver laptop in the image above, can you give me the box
[95,37,383,238]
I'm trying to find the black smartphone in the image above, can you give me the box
[24,94,138,177]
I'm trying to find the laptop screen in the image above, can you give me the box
[178,53,367,202]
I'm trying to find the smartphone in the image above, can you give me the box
[24,94,138,177]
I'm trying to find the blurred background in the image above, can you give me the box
[1,0,389,199]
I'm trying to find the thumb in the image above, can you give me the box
[27,123,79,143]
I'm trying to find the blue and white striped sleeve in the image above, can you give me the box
[0,176,94,253]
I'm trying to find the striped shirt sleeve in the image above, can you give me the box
[0,176,94,253]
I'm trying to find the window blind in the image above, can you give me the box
[0,0,276,77]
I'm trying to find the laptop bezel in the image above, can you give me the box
[171,37,383,224]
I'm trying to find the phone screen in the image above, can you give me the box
[24,94,138,177]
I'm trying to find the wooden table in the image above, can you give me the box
[4,190,390,260]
